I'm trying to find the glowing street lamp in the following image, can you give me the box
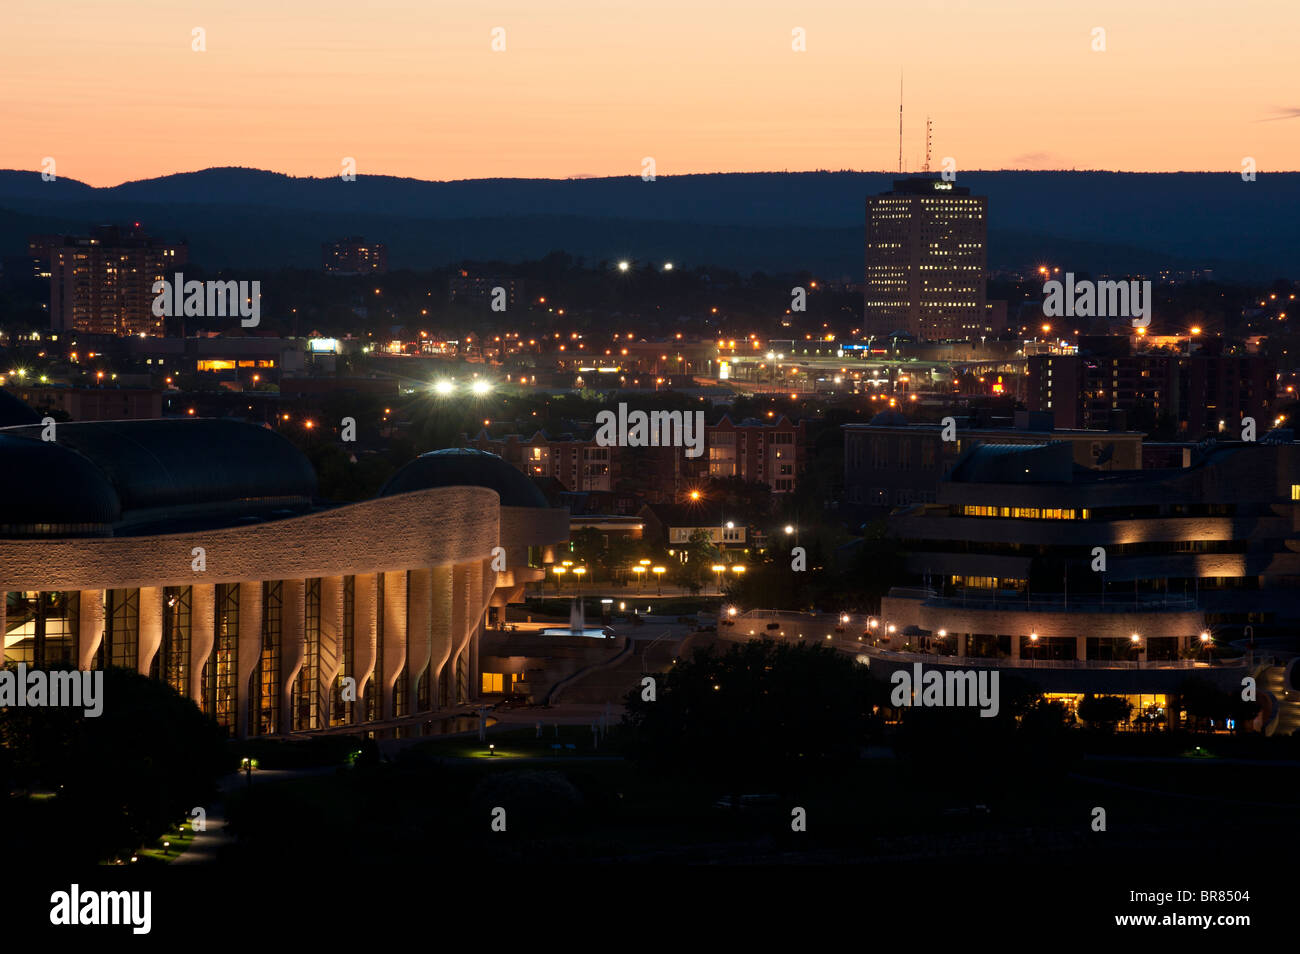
[652,565,666,595]
[552,565,567,593]
[631,565,646,591]
[434,379,455,396]
[711,564,727,590]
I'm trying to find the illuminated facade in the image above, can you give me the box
[0,424,566,738]
[868,436,1300,732]
[49,226,188,337]
[322,236,388,275]
[863,178,987,342]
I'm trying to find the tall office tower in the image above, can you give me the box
[863,178,987,342]
[49,225,187,336]
[322,236,388,275]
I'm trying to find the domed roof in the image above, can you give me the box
[0,389,40,427]
[869,409,909,427]
[381,447,548,508]
[0,433,121,530]
[0,418,316,514]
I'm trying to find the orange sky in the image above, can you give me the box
[3,0,1297,187]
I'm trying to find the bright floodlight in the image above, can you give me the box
[434,380,455,395]
[618,261,630,272]
[664,262,673,271]
[471,379,491,395]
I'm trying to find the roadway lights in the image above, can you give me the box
[618,261,630,272]
[784,525,795,535]
[434,380,455,396]
[663,262,674,271]
[1200,631,1211,643]
[471,379,491,396]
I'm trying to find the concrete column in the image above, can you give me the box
[318,576,344,725]
[77,590,104,670]
[0,593,5,665]
[352,573,377,724]
[190,585,216,707]
[236,581,264,740]
[380,570,408,721]
[280,579,306,735]
[429,566,454,709]
[1010,634,1020,661]
[1076,635,1087,662]
[956,632,967,659]
[406,569,433,714]
[137,587,164,675]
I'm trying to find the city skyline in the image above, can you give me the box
[4,0,1300,187]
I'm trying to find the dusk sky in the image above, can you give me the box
[3,0,1297,187]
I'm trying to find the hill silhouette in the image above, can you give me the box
[0,168,1294,279]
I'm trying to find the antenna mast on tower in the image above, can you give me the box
[897,73,903,174]
[923,116,932,173]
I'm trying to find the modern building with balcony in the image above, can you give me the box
[0,423,567,739]
[870,434,1300,732]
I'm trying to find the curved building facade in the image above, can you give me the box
[0,421,568,738]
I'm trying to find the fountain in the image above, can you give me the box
[541,597,609,638]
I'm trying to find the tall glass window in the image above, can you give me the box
[367,574,384,722]
[156,586,191,697]
[253,581,281,735]
[294,578,321,730]
[6,591,78,667]
[102,589,139,670]
[207,583,239,733]
[332,575,355,726]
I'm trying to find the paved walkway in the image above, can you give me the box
[171,766,339,865]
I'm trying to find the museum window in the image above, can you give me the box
[7,591,78,668]
[157,586,191,697]
[294,578,321,730]
[103,589,139,669]
[252,580,282,735]
[210,583,239,733]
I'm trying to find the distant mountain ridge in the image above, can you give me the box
[0,168,1295,280]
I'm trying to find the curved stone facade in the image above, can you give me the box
[1,484,568,739]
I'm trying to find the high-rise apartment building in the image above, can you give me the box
[863,178,987,342]
[48,225,187,336]
[1026,337,1276,435]
[322,236,388,275]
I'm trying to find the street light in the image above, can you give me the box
[1131,633,1142,668]
[1200,630,1212,664]
[631,565,645,591]
[552,565,566,593]
[1029,632,1038,664]
[652,566,666,595]
[711,564,727,591]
